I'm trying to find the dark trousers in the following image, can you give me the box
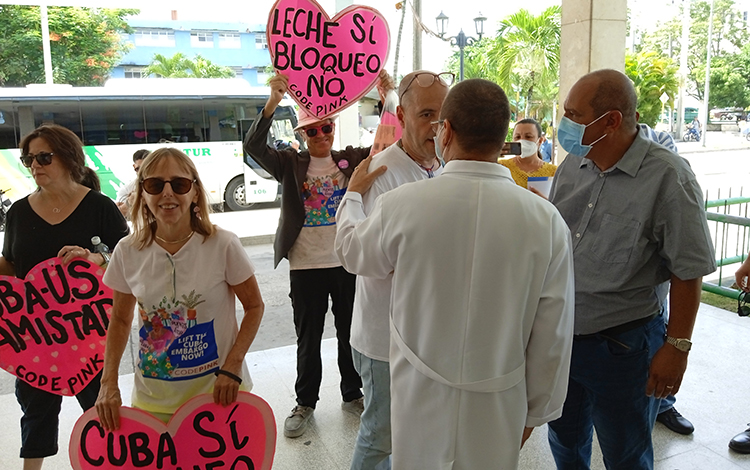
[15,371,102,458]
[289,266,362,408]
[547,314,666,470]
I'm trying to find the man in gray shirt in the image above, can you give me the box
[547,69,716,469]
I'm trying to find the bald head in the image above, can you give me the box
[398,70,450,107]
[578,69,637,128]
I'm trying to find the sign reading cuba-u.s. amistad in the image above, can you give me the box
[0,258,112,396]
[266,0,390,120]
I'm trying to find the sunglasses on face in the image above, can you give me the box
[399,72,455,100]
[20,152,54,168]
[304,124,334,138]
[141,177,196,195]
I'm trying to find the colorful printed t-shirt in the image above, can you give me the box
[499,157,557,189]
[103,227,255,415]
[288,155,348,270]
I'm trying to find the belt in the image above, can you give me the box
[574,312,659,340]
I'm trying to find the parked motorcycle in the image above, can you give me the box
[683,125,701,142]
[0,188,11,231]
[742,125,750,142]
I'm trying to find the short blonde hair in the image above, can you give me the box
[130,148,215,249]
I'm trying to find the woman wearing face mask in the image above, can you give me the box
[499,118,557,189]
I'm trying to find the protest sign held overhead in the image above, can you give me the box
[0,258,112,396]
[70,392,276,470]
[266,0,390,120]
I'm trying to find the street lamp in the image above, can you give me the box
[436,11,486,82]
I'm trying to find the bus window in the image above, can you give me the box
[0,107,19,149]
[144,98,205,143]
[80,100,146,145]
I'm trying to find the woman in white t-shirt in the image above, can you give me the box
[95,148,265,429]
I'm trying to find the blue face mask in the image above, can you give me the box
[557,111,610,157]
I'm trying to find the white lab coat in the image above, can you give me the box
[340,143,443,362]
[336,160,575,470]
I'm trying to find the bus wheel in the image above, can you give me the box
[224,176,256,212]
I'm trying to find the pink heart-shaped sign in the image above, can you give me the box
[0,258,111,396]
[266,0,390,120]
[69,392,276,470]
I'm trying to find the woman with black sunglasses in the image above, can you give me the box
[94,147,264,432]
[0,124,128,470]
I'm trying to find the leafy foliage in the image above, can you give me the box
[445,6,561,123]
[0,5,137,86]
[625,51,679,128]
[144,53,234,78]
[640,0,748,103]
[690,44,750,109]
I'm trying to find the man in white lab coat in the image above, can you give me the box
[335,78,576,469]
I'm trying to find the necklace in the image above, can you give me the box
[155,231,194,244]
[397,140,440,177]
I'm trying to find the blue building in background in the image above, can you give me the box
[111,19,271,86]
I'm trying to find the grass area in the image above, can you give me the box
[701,290,738,312]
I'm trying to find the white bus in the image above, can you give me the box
[0,78,301,211]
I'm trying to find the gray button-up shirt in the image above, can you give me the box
[550,127,716,335]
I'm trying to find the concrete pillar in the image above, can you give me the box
[559,0,628,118]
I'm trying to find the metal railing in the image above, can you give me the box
[703,191,750,299]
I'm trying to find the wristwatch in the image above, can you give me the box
[100,251,111,266]
[665,336,692,352]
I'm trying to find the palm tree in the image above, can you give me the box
[143,53,192,78]
[488,6,561,118]
[189,55,234,78]
[144,53,234,79]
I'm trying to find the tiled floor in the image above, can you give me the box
[1,302,750,469]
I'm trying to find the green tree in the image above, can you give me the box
[625,51,679,128]
[640,0,748,102]
[0,5,137,86]
[489,6,561,118]
[187,55,234,78]
[691,44,750,109]
[143,53,192,78]
[444,6,561,121]
[144,53,234,78]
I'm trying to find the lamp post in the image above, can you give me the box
[436,11,486,82]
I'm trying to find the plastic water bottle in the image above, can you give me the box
[91,236,109,256]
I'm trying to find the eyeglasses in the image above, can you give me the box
[739,291,750,317]
[430,120,445,134]
[141,177,196,195]
[304,124,334,138]
[20,152,54,168]
[399,72,455,100]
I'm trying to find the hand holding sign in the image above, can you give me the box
[0,257,112,396]
[266,0,390,120]
[71,392,276,470]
